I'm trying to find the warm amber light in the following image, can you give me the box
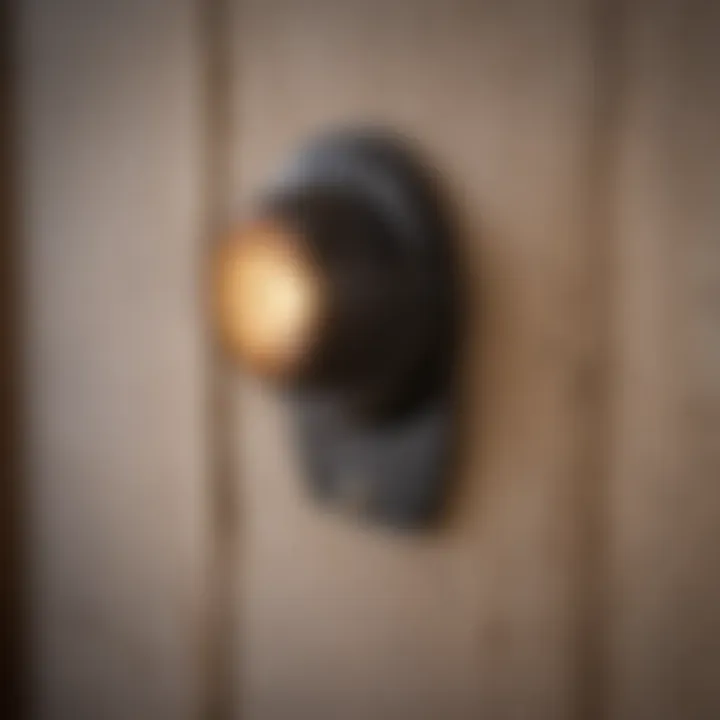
[215,221,324,378]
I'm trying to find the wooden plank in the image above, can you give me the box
[17,1,209,717]
[610,2,720,718]
[227,1,600,717]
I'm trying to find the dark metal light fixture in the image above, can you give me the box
[215,128,460,529]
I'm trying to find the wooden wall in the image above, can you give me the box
[228,1,598,718]
[609,2,720,718]
[13,0,720,718]
[17,1,210,717]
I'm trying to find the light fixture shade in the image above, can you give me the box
[214,128,462,529]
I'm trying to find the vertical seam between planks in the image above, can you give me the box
[574,0,627,719]
[199,0,238,717]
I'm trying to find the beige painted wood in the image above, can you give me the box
[228,1,600,718]
[610,2,720,719]
[18,1,210,717]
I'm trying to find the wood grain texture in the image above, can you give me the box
[227,1,600,718]
[610,2,720,718]
[17,1,209,717]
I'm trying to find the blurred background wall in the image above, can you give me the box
[3,0,720,719]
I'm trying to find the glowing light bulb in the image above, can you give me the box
[215,221,323,379]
